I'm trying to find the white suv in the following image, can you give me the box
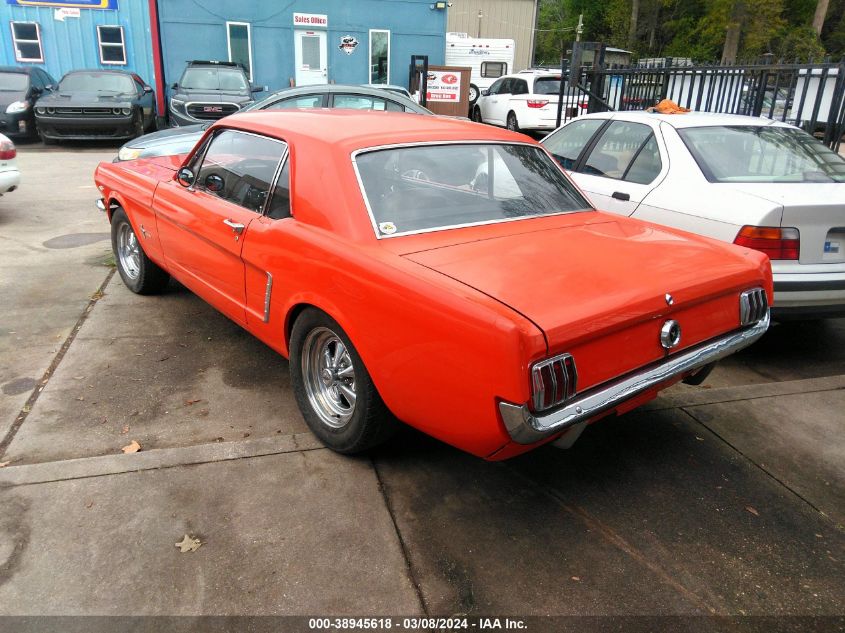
[471,71,582,133]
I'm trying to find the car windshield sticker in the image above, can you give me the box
[378,222,397,235]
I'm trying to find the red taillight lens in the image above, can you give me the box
[530,353,578,412]
[0,139,15,160]
[527,99,549,108]
[733,225,799,260]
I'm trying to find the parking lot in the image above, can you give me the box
[0,145,843,627]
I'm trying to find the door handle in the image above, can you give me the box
[223,218,245,234]
[612,191,631,201]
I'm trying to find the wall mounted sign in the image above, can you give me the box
[339,35,358,55]
[53,7,80,20]
[7,0,118,8]
[293,12,327,28]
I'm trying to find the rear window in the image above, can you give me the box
[534,77,561,95]
[354,143,590,238]
[678,125,845,183]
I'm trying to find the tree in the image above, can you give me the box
[813,0,831,35]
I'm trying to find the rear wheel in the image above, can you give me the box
[111,207,170,294]
[290,309,395,454]
[506,111,520,132]
[472,106,483,123]
[468,84,479,105]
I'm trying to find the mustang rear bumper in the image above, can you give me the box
[499,311,770,444]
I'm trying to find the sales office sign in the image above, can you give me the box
[293,13,328,28]
[426,71,462,102]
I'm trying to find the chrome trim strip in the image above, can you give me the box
[349,141,589,240]
[499,311,770,444]
[263,272,273,323]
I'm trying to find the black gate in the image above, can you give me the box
[556,48,845,150]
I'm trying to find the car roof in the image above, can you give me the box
[251,84,428,113]
[0,66,35,74]
[578,110,788,129]
[215,109,528,153]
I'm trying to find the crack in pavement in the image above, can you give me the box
[0,269,115,460]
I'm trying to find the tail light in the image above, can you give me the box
[733,225,799,260]
[739,288,768,326]
[530,353,578,412]
[527,99,549,108]
[0,138,16,160]
[579,101,589,109]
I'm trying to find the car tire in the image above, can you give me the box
[290,308,396,454]
[132,113,144,139]
[468,84,479,105]
[110,207,170,295]
[472,106,483,123]
[38,130,54,145]
[506,112,520,132]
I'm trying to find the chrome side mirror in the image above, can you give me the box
[204,173,224,193]
[176,167,195,187]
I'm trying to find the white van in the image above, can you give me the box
[445,32,515,105]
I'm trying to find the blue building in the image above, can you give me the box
[156,1,447,93]
[0,0,158,96]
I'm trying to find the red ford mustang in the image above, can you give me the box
[94,110,772,460]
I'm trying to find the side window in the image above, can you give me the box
[265,94,323,109]
[333,94,391,111]
[498,79,513,95]
[582,121,653,179]
[385,100,404,112]
[624,134,662,184]
[266,160,291,220]
[195,130,287,213]
[481,62,506,78]
[512,79,528,95]
[487,78,504,95]
[543,119,606,170]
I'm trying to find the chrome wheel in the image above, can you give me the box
[302,327,356,429]
[117,222,141,280]
[468,85,478,103]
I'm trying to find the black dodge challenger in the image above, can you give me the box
[34,69,155,143]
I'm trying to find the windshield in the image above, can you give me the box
[0,72,29,92]
[678,125,845,183]
[59,72,135,94]
[534,77,561,95]
[355,143,590,238]
[180,67,248,91]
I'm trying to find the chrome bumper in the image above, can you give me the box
[499,311,770,444]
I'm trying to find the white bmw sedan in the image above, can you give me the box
[542,112,845,319]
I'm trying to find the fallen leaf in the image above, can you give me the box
[745,506,759,516]
[159,356,170,362]
[76,396,85,401]
[243,432,250,438]
[85,500,94,509]
[571,576,580,582]
[121,440,141,454]
[185,399,201,406]
[175,534,202,553]
[0,461,10,468]
[695,436,704,441]
[121,425,130,434]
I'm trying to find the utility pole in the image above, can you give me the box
[576,14,583,42]
[476,9,483,38]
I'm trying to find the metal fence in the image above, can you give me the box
[557,53,845,150]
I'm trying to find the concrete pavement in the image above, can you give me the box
[0,148,843,621]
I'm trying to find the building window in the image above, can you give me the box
[227,22,253,80]
[369,30,389,84]
[97,25,126,65]
[10,22,43,63]
[481,62,506,78]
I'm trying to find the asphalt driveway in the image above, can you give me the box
[0,148,842,630]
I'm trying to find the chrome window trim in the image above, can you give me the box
[500,309,770,444]
[350,140,592,240]
[262,146,293,219]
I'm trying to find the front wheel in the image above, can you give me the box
[290,309,395,454]
[506,112,520,132]
[111,207,170,294]
[471,106,483,123]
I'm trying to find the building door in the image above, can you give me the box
[294,30,327,86]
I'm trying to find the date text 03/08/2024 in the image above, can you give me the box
[308,617,527,629]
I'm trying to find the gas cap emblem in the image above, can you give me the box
[660,319,682,350]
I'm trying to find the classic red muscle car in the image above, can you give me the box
[94,110,772,460]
